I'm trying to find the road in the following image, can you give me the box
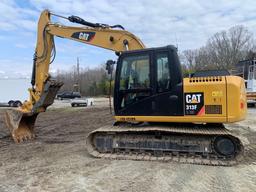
[0,100,255,192]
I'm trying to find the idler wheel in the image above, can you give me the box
[213,136,236,157]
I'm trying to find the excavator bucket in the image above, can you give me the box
[5,109,38,143]
[4,80,63,143]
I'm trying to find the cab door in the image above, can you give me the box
[114,51,154,116]
[151,49,184,116]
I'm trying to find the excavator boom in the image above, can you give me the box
[5,10,145,143]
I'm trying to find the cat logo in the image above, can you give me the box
[71,31,95,42]
[186,93,202,104]
[79,32,90,41]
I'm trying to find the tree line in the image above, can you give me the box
[55,65,114,96]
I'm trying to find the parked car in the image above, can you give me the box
[56,92,81,100]
[8,100,22,107]
[71,98,94,107]
[0,100,22,107]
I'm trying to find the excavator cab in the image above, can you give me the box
[114,45,184,116]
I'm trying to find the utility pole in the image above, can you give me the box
[73,57,80,92]
[77,57,80,78]
[77,57,80,92]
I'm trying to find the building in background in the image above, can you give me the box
[0,78,30,106]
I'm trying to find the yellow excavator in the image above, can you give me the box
[5,10,247,166]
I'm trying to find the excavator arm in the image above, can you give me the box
[5,10,145,143]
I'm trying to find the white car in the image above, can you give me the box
[70,98,94,107]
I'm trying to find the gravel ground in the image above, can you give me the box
[0,100,255,192]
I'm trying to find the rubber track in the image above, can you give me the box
[86,124,244,166]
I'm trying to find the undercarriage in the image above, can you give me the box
[86,123,243,166]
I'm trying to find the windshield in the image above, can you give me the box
[119,54,150,90]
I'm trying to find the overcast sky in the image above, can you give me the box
[0,0,256,78]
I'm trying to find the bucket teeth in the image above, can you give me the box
[13,129,35,143]
[5,109,38,143]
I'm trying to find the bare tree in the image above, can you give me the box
[183,49,197,70]
[193,47,206,70]
[206,25,254,70]
[183,25,254,71]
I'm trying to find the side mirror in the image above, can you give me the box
[106,60,115,75]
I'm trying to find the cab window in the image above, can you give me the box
[119,54,150,90]
[156,52,171,92]
[118,54,151,108]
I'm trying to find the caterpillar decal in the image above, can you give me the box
[185,92,204,115]
[71,32,95,42]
